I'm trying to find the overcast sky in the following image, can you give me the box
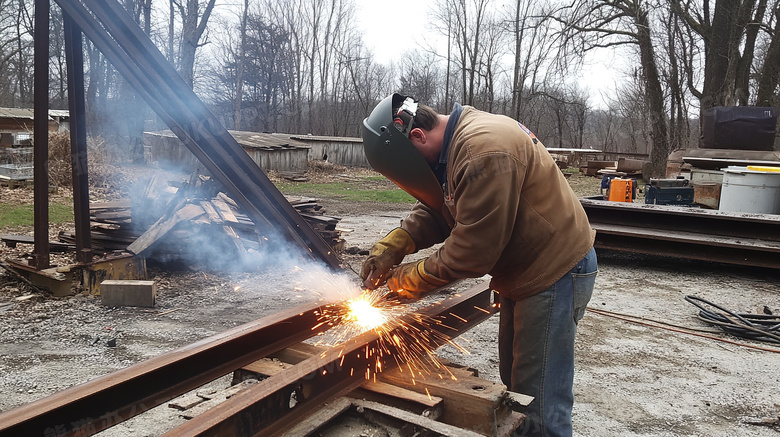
[353,0,624,109]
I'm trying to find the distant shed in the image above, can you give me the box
[0,108,67,147]
[144,130,310,173]
[292,134,369,167]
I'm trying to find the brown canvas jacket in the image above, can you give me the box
[400,107,595,300]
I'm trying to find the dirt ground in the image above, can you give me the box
[0,162,778,436]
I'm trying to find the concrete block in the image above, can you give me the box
[101,280,156,307]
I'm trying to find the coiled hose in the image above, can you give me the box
[685,295,780,344]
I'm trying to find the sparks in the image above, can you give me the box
[345,295,387,330]
[311,287,471,386]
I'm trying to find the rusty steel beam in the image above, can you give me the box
[581,198,780,269]
[64,15,93,264]
[0,304,333,437]
[32,0,50,270]
[0,286,495,437]
[51,0,340,269]
[164,284,495,437]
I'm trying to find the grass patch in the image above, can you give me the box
[0,201,74,227]
[276,181,416,203]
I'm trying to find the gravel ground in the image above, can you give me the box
[0,169,778,436]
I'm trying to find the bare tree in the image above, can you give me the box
[671,0,780,109]
[558,0,670,176]
[172,0,217,88]
[234,0,249,130]
[755,0,780,107]
[504,0,559,121]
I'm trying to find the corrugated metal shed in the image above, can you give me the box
[291,134,369,167]
[145,130,310,172]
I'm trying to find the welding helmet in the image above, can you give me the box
[362,94,444,211]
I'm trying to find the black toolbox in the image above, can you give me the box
[644,178,694,206]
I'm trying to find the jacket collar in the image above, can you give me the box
[433,102,463,189]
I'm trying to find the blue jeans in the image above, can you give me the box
[498,247,597,437]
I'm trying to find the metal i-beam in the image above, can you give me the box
[0,305,332,437]
[51,0,340,269]
[63,14,93,264]
[165,284,495,437]
[32,0,50,269]
[0,285,495,437]
[581,198,780,269]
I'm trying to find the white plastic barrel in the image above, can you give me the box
[719,166,780,214]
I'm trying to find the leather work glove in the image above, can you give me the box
[386,259,449,299]
[361,228,416,289]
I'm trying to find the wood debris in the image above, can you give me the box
[58,173,344,269]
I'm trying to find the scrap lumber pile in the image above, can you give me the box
[58,174,344,269]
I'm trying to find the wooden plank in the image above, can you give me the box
[127,202,205,255]
[199,201,222,224]
[379,364,511,435]
[360,380,442,408]
[351,399,484,437]
[281,398,353,437]
[179,380,258,420]
[268,342,326,364]
[495,411,527,437]
[242,358,294,377]
[211,199,239,224]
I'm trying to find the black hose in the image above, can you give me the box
[685,295,780,344]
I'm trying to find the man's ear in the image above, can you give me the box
[409,127,426,144]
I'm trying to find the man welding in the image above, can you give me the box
[360,93,597,437]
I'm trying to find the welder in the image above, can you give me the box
[360,93,597,437]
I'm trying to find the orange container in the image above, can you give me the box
[607,178,635,202]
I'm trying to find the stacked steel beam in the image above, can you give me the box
[54,0,339,269]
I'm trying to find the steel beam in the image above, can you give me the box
[0,285,494,437]
[64,15,93,264]
[581,198,780,268]
[0,304,333,437]
[32,0,50,269]
[51,0,340,269]
[164,284,495,437]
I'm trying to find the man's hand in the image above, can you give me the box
[386,259,449,299]
[361,228,416,289]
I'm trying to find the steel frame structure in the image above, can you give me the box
[29,0,340,270]
[0,284,495,436]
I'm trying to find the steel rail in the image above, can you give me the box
[581,198,780,269]
[0,304,332,437]
[0,285,495,437]
[51,0,340,269]
[164,284,495,437]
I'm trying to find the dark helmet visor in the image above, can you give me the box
[362,94,444,211]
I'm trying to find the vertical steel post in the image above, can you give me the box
[64,14,93,263]
[32,0,50,269]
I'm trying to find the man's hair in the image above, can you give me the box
[414,104,439,131]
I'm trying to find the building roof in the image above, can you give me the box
[290,134,362,143]
[0,108,70,120]
[145,130,310,151]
